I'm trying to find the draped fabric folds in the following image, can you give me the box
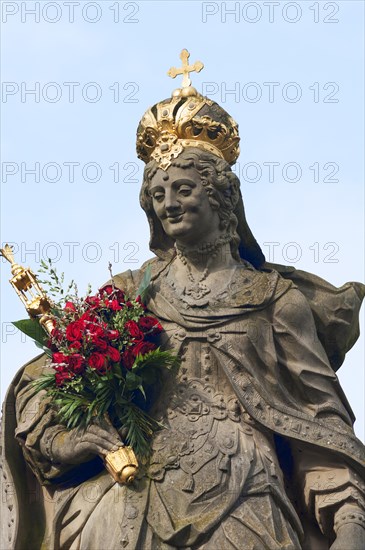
[1,260,364,550]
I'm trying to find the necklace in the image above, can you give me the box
[177,252,211,304]
[174,234,232,306]
[176,233,232,259]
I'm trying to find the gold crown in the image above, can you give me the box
[136,49,240,170]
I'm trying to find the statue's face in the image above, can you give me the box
[149,164,221,246]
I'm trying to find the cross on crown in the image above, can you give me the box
[167,49,204,89]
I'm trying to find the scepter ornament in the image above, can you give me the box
[0,244,55,334]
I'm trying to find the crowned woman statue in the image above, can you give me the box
[1,51,365,550]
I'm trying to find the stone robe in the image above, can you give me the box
[1,259,365,549]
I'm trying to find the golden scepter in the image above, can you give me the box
[0,244,138,484]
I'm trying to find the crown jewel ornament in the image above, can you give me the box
[136,49,240,170]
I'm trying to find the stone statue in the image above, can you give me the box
[1,52,365,550]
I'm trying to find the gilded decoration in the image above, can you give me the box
[136,50,240,170]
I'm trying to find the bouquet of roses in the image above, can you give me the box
[13,260,179,462]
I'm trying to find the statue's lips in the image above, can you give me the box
[166,214,184,223]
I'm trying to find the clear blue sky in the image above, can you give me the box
[1,0,364,439]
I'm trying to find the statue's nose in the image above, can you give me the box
[164,190,180,211]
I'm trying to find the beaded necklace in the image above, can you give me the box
[174,234,232,304]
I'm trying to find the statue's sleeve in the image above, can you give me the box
[271,285,357,424]
[271,287,365,538]
[291,443,365,539]
[14,354,79,484]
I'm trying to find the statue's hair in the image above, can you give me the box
[140,148,241,260]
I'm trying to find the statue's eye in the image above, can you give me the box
[178,186,192,196]
[152,192,165,202]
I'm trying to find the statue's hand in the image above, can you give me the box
[51,419,123,464]
[330,523,365,550]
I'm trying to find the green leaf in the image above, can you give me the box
[117,403,163,459]
[125,371,143,391]
[12,319,49,348]
[136,264,151,302]
[133,349,179,373]
[137,384,146,400]
[34,341,52,357]
[31,373,56,392]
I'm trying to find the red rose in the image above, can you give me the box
[107,329,119,340]
[85,295,101,309]
[138,316,163,334]
[68,354,84,374]
[99,285,114,296]
[105,299,121,311]
[54,365,73,386]
[124,320,143,341]
[99,286,125,304]
[92,337,108,351]
[108,346,121,363]
[122,349,135,370]
[55,373,64,386]
[55,371,73,386]
[88,352,107,372]
[52,352,68,364]
[116,289,125,303]
[51,327,63,342]
[88,324,105,339]
[80,311,96,324]
[135,295,146,310]
[64,301,76,312]
[132,341,156,357]
[55,364,69,373]
[69,341,82,351]
[66,320,84,342]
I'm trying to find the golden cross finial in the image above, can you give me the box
[167,49,204,89]
[1,244,25,277]
[0,244,15,266]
